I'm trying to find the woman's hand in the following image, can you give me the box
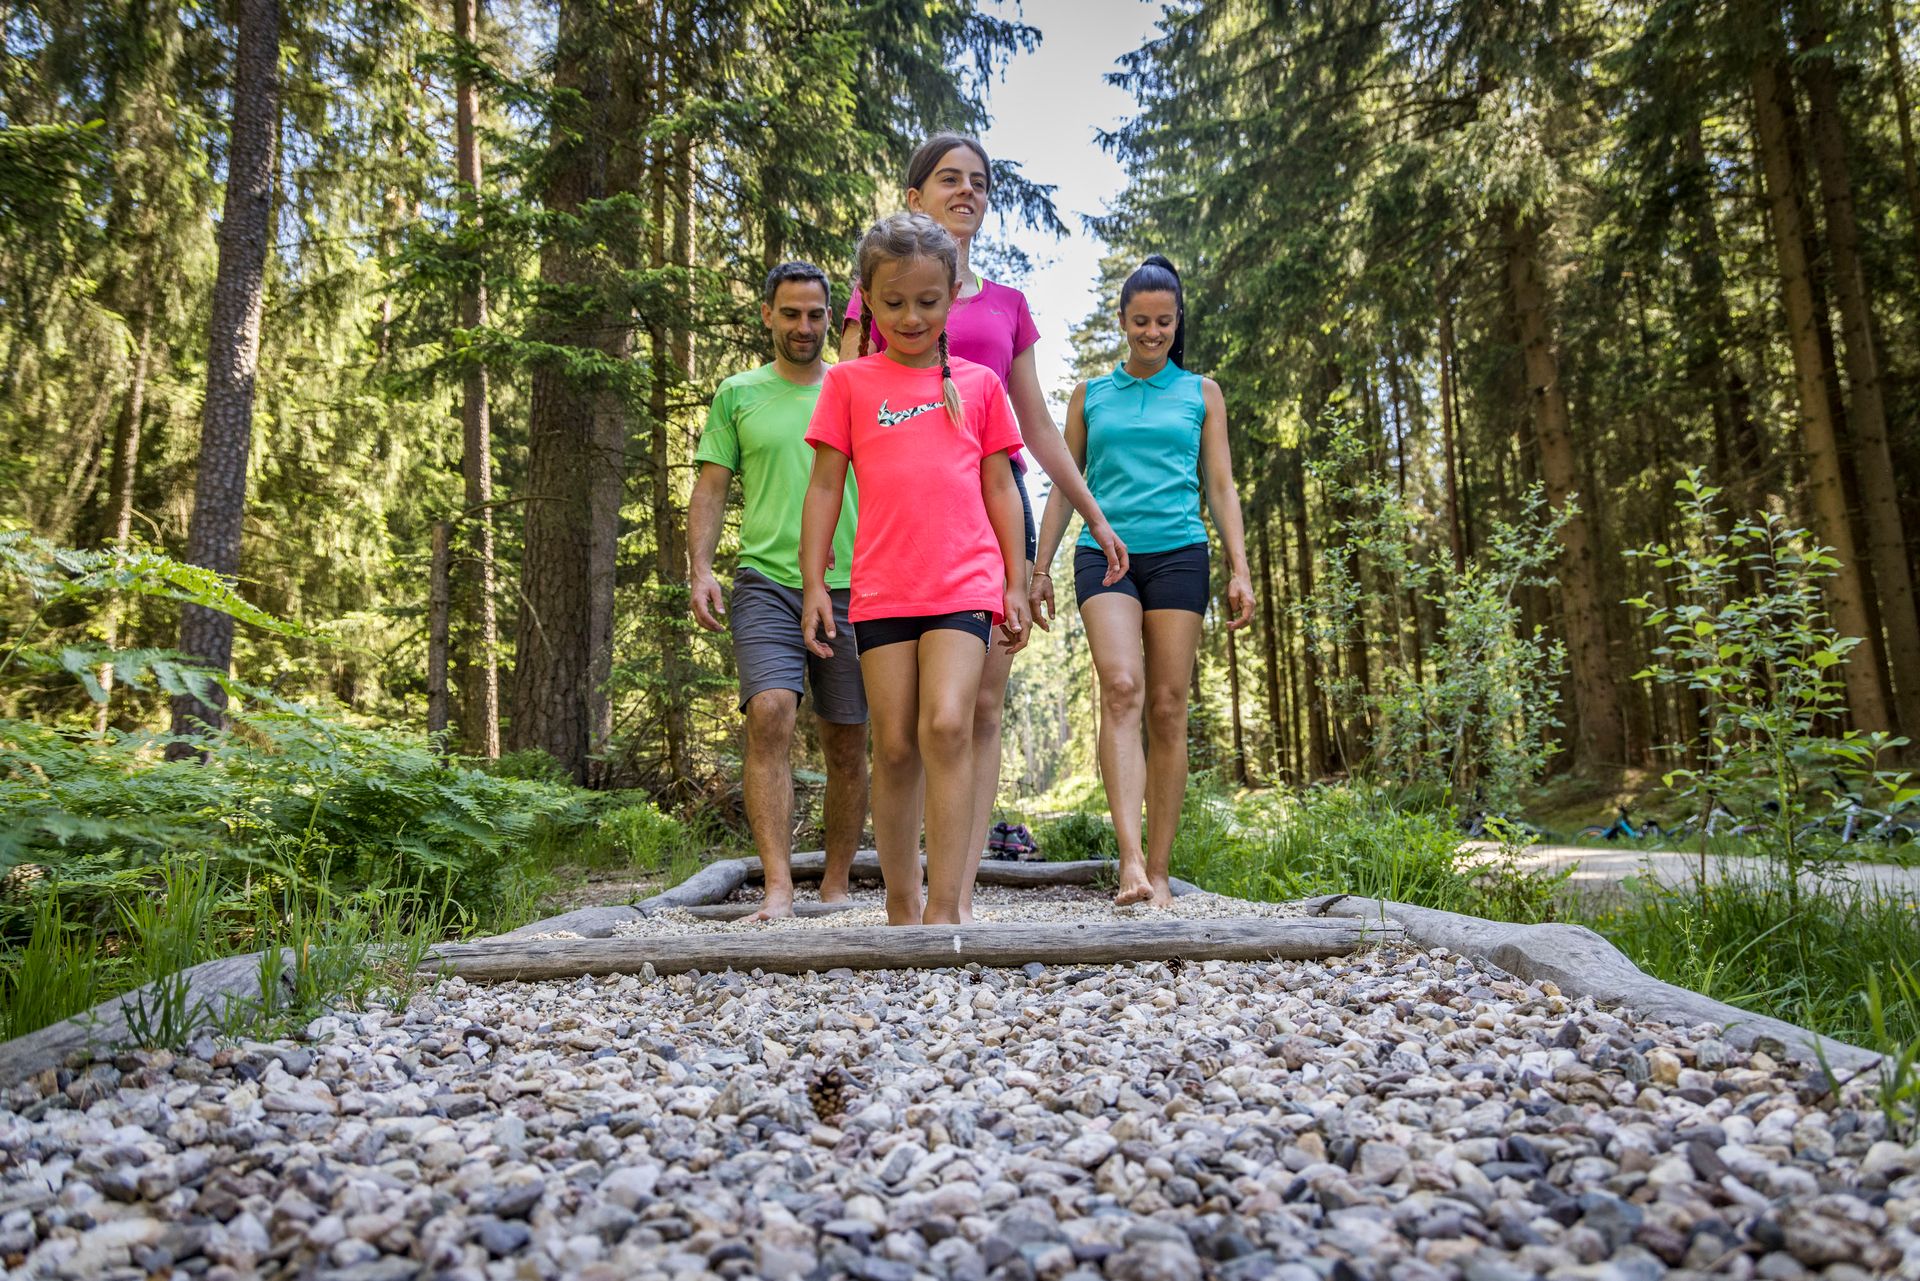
[1028,569,1056,632]
[1225,573,1255,630]
[1088,520,1128,587]
[801,586,839,658]
[1000,587,1032,655]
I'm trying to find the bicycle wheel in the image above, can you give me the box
[1577,825,1610,841]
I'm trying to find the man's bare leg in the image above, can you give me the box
[818,718,868,902]
[742,689,800,921]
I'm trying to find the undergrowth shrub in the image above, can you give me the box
[1031,812,1116,861]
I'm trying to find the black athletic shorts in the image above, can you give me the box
[1074,541,1210,615]
[1017,467,1037,564]
[855,610,993,655]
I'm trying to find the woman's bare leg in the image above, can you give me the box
[1142,608,1205,907]
[1081,593,1150,905]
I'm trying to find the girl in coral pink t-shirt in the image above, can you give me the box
[800,213,1031,927]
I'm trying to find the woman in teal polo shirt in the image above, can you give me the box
[1031,256,1255,908]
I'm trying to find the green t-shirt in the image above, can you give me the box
[694,363,858,590]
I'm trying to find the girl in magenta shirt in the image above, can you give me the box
[841,132,1128,922]
[801,213,1031,927]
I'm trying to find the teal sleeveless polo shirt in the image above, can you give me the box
[1077,361,1208,554]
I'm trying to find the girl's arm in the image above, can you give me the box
[1198,377,1254,629]
[981,452,1032,654]
[799,447,851,657]
[1007,347,1127,586]
[1029,380,1089,631]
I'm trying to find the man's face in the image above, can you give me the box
[763,278,830,366]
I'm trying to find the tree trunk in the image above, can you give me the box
[1799,1,1920,738]
[1256,515,1286,781]
[510,0,621,781]
[1437,268,1467,576]
[454,0,499,758]
[1501,204,1626,771]
[428,520,452,741]
[94,310,151,735]
[1289,452,1328,778]
[1224,597,1249,785]
[1750,49,1892,731]
[1681,122,1768,506]
[1880,0,1920,279]
[168,0,281,750]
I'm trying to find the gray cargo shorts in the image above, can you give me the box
[730,567,868,724]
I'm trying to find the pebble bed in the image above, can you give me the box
[3,943,1918,1281]
[603,887,1309,938]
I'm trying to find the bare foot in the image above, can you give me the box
[747,886,795,922]
[886,894,923,926]
[819,875,852,905]
[1146,877,1175,909]
[1113,857,1153,907]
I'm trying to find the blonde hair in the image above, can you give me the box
[855,212,964,424]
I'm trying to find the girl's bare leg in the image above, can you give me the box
[1081,593,1151,905]
[917,630,988,925]
[1142,608,1205,907]
[860,641,926,924]
[959,637,1017,922]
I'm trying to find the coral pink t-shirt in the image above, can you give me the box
[805,354,1024,624]
[847,279,1040,468]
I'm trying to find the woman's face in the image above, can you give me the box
[1121,289,1180,365]
[867,254,960,360]
[907,146,990,241]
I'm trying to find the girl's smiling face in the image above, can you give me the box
[867,254,960,365]
[907,145,990,241]
[1122,289,1180,365]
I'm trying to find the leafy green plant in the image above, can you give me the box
[1861,964,1920,1143]
[0,886,103,1039]
[1627,470,1906,904]
[591,801,686,872]
[1031,812,1117,861]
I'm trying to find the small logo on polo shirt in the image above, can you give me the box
[877,398,943,427]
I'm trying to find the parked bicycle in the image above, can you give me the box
[1576,808,1662,842]
[1458,810,1552,844]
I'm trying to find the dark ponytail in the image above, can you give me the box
[1119,254,1186,370]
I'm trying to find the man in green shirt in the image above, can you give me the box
[689,262,865,920]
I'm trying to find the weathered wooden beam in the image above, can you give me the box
[0,951,292,1086]
[633,859,753,916]
[422,916,1396,982]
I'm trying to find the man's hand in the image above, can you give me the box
[1028,570,1056,632]
[690,571,728,631]
[1090,521,1129,586]
[801,586,838,658]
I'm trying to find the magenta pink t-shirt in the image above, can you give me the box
[805,354,1025,624]
[847,279,1040,466]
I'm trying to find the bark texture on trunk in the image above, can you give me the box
[510,0,622,781]
[1257,516,1287,781]
[1501,204,1626,771]
[1750,51,1892,730]
[454,0,499,758]
[428,520,452,739]
[169,0,281,748]
[1880,0,1920,278]
[1798,2,1920,738]
[1437,269,1467,576]
[1289,452,1328,778]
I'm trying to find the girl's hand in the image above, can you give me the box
[801,587,838,658]
[1088,521,1129,586]
[1000,589,1032,655]
[1028,569,1056,632]
[1225,574,1255,631]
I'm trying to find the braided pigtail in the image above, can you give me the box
[939,329,964,424]
[858,301,873,358]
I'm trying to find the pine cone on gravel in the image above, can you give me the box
[807,1066,851,1123]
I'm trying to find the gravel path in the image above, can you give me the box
[2,942,1916,1280]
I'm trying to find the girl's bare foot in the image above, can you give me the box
[1113,856,1154,906]
[886,892,923,926]
[1146,877,1175,909]
[747,886,795,921]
